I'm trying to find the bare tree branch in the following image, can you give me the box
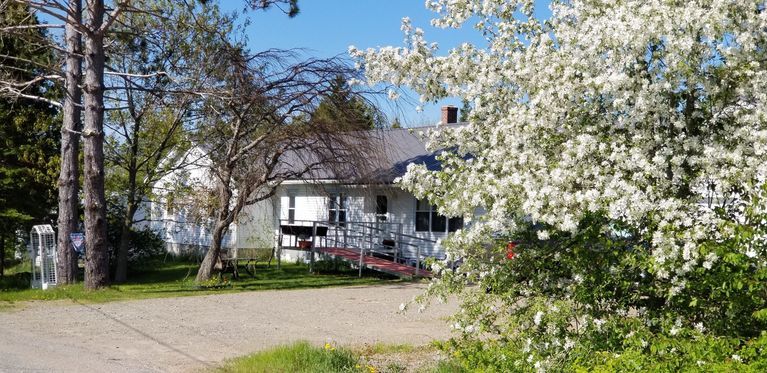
[0,85,62,107]
[0,23,65,31]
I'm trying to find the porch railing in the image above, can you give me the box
[276,219,437,276]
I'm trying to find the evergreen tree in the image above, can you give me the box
[459,98,471,123]
[0,3,60,276]
[310,75,382,130]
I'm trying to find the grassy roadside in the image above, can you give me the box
[215,341,465,373]
[0,260,399,309]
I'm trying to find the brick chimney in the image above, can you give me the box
[441,105,458,125]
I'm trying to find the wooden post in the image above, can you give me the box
[276,222,282,270]
[358,224,365,277]
[358,248,364,278]
[396,223,403,263]
[343,222,348,248]
[309,221,317,273]
[334,220,339,248]
[415,244,421,277]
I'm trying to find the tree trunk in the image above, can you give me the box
[114,200,137,283]
[82,0,109,289]
[56,0,82,285]
[114,107,141,283]
[196,172,235,282]
[195,222,227,282]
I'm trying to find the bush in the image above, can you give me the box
[106,201,165,271]
[0,271,31,290]
[313,258,353,273]
[426,214,767,372]
[572,331,767,372]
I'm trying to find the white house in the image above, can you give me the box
[148,106,465,265]
[145,146,238,255]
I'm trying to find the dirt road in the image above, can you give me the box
[0,283,455,372]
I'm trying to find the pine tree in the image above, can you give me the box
[0,3,60,276]
[459,99,471,123]
[310,75,381,130]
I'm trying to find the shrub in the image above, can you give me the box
[106,201,165,271]
[425,214,767,371]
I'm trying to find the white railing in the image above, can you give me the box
[277,219,436,276]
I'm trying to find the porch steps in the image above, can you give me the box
[317,247,432,279]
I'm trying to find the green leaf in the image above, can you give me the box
[689,298,698,307]
[752,308,767,322]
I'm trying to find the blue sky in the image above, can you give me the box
[222,0,552,127]
[36,1,550,127]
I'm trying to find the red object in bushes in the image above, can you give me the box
[506,241,518,259]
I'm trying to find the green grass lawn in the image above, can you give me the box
[216,341,465,373]
[0,259,399,308]
[217,341,361,373]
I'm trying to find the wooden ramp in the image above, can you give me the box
[317,247,432,278]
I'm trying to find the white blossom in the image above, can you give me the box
[537,230,550,240]
[593,318,605,331]
[354,0,767,367]
[354,0,767,286]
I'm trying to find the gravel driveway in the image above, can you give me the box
[0,283,456,372]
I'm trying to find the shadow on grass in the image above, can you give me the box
[1,261,400,305]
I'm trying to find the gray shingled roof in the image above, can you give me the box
[366,127,443,182]
[281,124,462,184]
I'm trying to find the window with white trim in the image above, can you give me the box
[415,199,463,233]
[328,193,347,226]
[287,195,296,224]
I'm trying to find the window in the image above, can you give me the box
[415,199,464,233]
[287,195,296,224]
[376,195,388,215]
[448,216,464,232]
[376,195,388,221]
[328,193,347,226]
[415,199,431,231]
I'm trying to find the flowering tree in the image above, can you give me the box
[354,0,767,370]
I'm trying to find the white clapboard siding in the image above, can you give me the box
[273,184,447,260]
[235,199,274,249]
[385,188,445,259]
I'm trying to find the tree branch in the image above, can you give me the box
[0,86,62,107]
